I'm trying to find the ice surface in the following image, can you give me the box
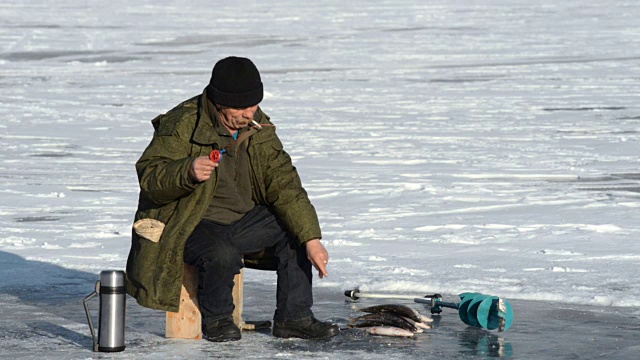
[1,0,639,358]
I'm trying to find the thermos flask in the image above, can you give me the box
[83,270,126,352]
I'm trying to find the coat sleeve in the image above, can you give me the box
[135,113,198,206]
[263,133,322,244]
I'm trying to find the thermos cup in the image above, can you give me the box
[83,270,126,352]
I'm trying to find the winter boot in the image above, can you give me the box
[272,316,339,339]
[202,316,241,342]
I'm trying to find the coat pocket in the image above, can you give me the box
[133,218,166,243]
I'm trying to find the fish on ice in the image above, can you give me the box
[401,316,432,330]
[363,326,415,337]
[356,303,423,323]
[350,312,419,332]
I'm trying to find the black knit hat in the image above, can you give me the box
[206,56,263,108]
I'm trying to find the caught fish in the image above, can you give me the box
[357,303,422,322]
[350,312,418,332]
[417,313,434,323]
[401,316,432,330]
[363,326,414,338]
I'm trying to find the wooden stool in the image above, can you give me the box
[165,264,252,339]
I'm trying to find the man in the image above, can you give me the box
[125,56,339,342]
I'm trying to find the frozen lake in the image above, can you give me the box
[1,0,639,358]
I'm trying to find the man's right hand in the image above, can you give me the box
[190,156,218,182]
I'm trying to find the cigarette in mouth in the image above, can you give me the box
[250,120,263,130]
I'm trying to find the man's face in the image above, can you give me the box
[218,104,259,131]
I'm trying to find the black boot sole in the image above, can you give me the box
[203,333,242,342]
[272,326,339,340]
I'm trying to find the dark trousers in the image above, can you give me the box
[183,205,313,325]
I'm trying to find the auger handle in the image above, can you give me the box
[413,294,458,314]
[344,289,438,301]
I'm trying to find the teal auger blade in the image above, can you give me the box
[458,293,482,326]
[459,292,482,301]
[476,296,514,332]
[466,294,490,328]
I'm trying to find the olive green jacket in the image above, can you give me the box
[125,94,321,312]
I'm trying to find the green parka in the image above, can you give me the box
[125,94,321,312]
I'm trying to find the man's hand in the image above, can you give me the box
[306,239,329,279]
[190,156,218,182]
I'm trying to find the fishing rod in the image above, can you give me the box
[344,289,514,332]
